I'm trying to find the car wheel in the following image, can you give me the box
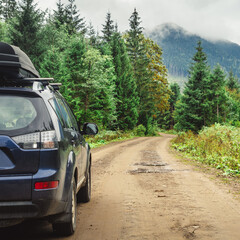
[52,179,77,236]
[77,165,91,203]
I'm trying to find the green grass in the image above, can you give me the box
[171,124,240,176]
[86,130,136,148]
[86,124,161,148]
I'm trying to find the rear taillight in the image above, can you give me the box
[35,181,59,190]
[12,130,58,149]
[12,132,40,149]
[40,131,58,149]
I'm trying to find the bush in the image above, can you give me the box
[134,124,146,136]
[172,124,240,176]
[147,123,160,136]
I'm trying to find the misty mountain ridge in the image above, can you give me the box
[146,23,194,40]
[145,23,240,85]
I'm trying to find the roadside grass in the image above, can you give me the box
[171,124,240,177]
[86,124,161,148]
[86,129,136,148]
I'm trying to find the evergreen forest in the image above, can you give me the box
[147,23,240,84]
[0,0,240,138]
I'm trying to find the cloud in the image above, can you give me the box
[36,0,240,45]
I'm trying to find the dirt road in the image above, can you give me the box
[2,134,240,239]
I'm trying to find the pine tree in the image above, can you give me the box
[0,0,2,17]
[87,22,97,46]
[225,70,240,124]
[63,36,116,127]
[0,0,18,21]
[53,0,67,29]
[102,12,114,43]
[126,8,152,133]
[167,83,181,129]
[65,0,86,35]
[174,41,211,132]
[126,8,146,72]
[111,32,139,130]
[227,70,239,91]
[157,83,180,130]
[38,47,64,79]
[0,21,10,42]
[208,64,226,123]
[9,0,44,62]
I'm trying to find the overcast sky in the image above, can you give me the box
[37,0,240,45]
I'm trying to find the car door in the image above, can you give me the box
[62,100,88,179]
[56,97,84,184]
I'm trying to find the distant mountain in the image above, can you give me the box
[145,23,240,85]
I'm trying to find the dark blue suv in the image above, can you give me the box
[0,42,98,236]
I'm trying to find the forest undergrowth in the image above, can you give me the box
[172,124,240,177]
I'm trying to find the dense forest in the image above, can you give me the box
[0,0,170,134]
[0,0,240,135]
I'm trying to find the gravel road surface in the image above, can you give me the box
[1,134,240,240]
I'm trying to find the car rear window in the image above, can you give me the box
[0,96,37,130]
[0,94,54,137]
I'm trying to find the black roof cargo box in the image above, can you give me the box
[0,42,40,79]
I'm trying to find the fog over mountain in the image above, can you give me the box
[145,23,240,85]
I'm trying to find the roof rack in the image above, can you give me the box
[21,78,54,86]
[0,77,62,91]
[49,83,62,91]
[24,78,54,81]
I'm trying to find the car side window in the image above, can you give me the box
[62,100,79,132]
[49,98,65,127]
[55,97,73,129]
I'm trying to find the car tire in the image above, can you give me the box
[52,179,77,236]
[77,165,91,203]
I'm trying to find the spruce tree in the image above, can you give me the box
[63,37,116,127]
[174,41,211,132]
[0,0,18,21]
[208,64,226,123]
[158,83,180,130]
[168,83,181,129]
[53,0,67,29]
[126,8,146,72]
[38,47,64,79]
[225,70,240,124]
[111,32,139,130]
[227,70,239,91]
[65,0,86,35]
[9,0,44,62]
[87,22,97,46]
[0,0,2,17]
[102,12,114,43]
[0,21,10,42]
[126,8,152,133]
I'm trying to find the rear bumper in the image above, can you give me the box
[0,201,39,219]
[0,167,68,220]
[0,199,66,219]
[0,148,74,221]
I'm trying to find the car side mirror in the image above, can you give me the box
[81,123,98,135]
